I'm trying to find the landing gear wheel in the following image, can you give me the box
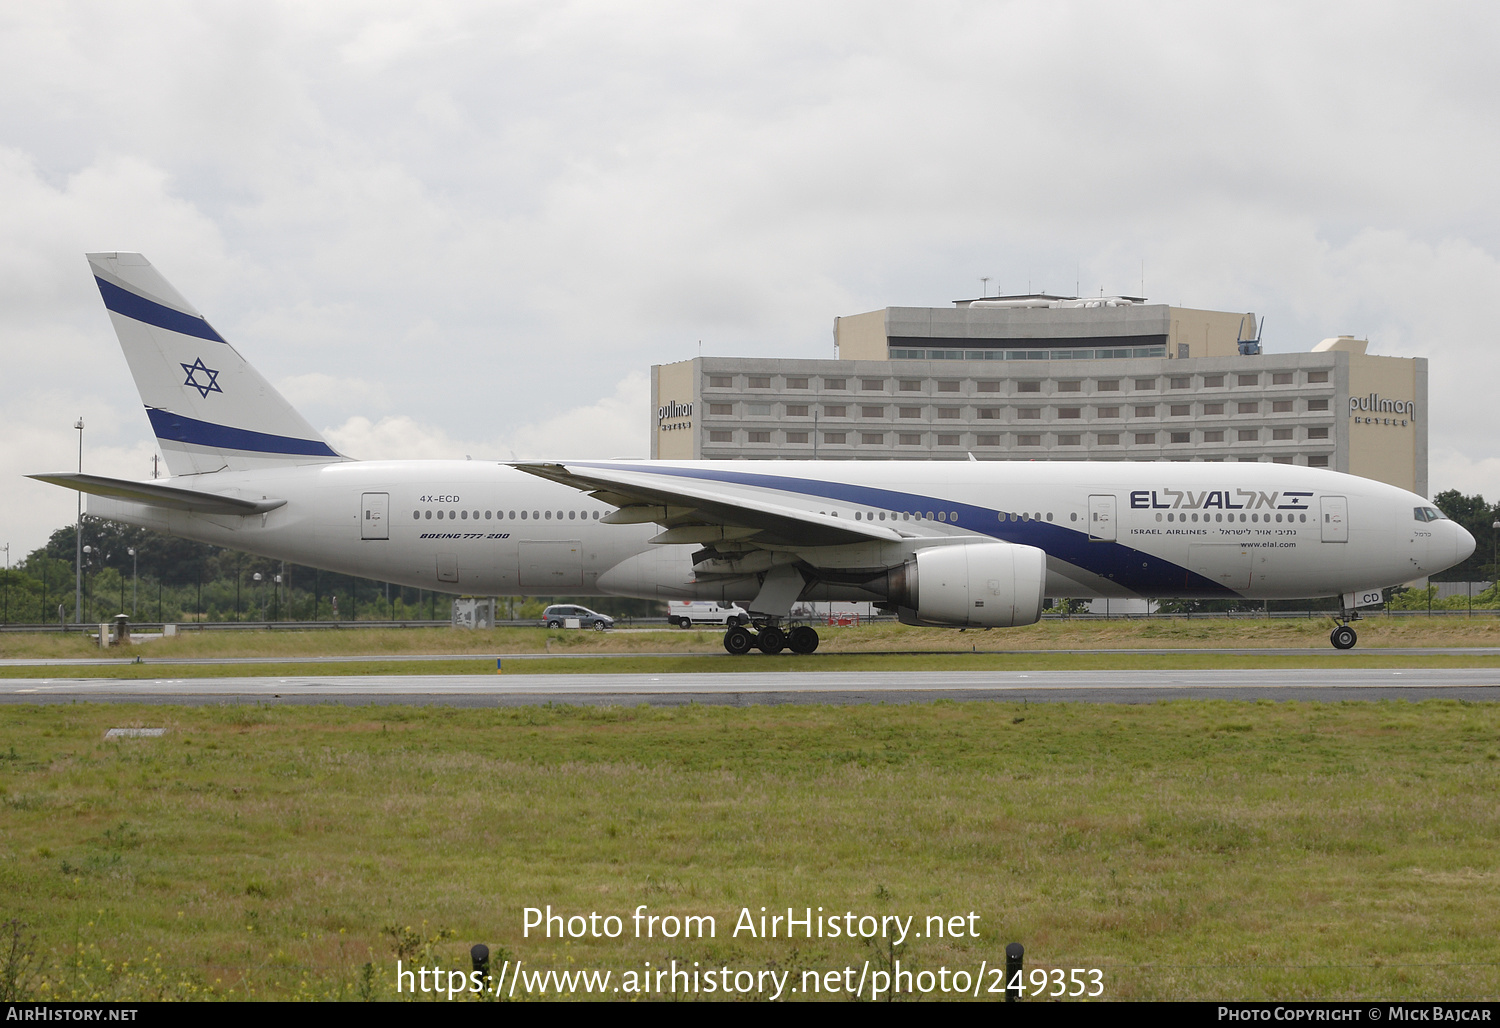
[723,626,754,655]
[788,626,820,654]
[755,625,786,654]
[1330,625,1357,650]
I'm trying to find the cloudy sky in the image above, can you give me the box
[3,1,1498,558]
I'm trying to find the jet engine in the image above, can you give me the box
[885,542,1046,628]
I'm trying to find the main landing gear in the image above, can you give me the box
[1330,606,1361,650]
[722,622,820,655]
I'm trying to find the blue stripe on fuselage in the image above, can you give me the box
[146,407,339,458]
[572,461,1238,598]
[95,277,227,343]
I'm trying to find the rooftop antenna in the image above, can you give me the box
[980,276,990,298]
[1140,258,1145,298]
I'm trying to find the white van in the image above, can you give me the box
[666,601,750,628]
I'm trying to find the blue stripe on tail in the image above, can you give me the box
[95,277,227,343]
[146,408,338,457]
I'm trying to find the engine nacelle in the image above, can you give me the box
[887,542,1046,628]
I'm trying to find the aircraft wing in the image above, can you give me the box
[510,461,906,547]
[28,473,287,516]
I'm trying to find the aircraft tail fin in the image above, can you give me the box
[86,252,348,475]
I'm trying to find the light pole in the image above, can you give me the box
[2,542,9,626]
[273,573,282,622]
[253,572,264,622]
[74,417,83,624]
[1492,520,1499,597]
[128,547,137,618]
[81,544,93,624]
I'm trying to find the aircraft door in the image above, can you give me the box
[436,554,459,583]
[1320,495,1348,543]
[361,493,389,540]
[1088,494,1117,542]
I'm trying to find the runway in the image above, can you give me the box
[2,667,1498,706]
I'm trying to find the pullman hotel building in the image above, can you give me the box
[650,296,1428,496]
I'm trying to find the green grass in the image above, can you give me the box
[2,701,1497,1001]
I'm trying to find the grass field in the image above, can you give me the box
[3,614,1500,665]
[2,700,1497,1002]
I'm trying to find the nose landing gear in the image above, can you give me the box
[721,621,821,655]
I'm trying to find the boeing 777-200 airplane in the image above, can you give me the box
[31,252,1475,654]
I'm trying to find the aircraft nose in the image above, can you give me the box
[1454,522,1477,566]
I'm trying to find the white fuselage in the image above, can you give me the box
[86,459,1472,606]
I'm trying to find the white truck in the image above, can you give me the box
[666,601,750,628]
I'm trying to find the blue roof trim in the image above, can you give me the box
[95,277,226,344]
[146,408,338,458]
[572,461,1240,598]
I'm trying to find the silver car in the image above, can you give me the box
[542,604,614,630]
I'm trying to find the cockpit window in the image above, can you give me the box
[1413,507,1446,522]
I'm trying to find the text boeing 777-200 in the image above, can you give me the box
[31,252,1474,654]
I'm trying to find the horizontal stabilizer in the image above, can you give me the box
[28,473,286,516]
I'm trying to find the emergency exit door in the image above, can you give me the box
[1088,494,1117,542]
[361,492,389,540]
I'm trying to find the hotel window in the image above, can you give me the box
[824,405,846,417]
[861,406,885,418]
[861,378,885,391]
[709,403,732,415]
[1134,405,1155,418]
[1273,428,1293,440]
[899,380,922,391]
[861,432,884,444]
[824,432,846,443]
[937,433,960,446]
[709,430,733,442]
[1135,379,1156,390]
[938,380,960,392]
[1170,432,1191,443]
[1237,374,1258,386]
[899,433,922,445]
[1097,379,1120,391]
[823,378,846,390]
[1272,400,1293,413]
[1058,380,1081,392]
[1308,399,1328,411]
[787,431,809,443]
[1238,402,1258,414]
[786,404,809,417]
[1097,433,1120,445]
[977,434,1001,446]
[1308,427,1329,439]
[1058,433,1081,445]
[1308,371,1329,383]
[748,402,772,416]
[978,381,1000,393]
[899,407,922,419]
[1018,434,1042,446]
[1058,407,1081,419]
[1203,402,1224,415]
[1273,455,1294,464]
[938,407,960,419]
[1170,404,1190,417]
[1203,374,1224,387]
[1203,430,1224,442]
[1097,406,1120,418]
[786,377,808,389]
[1170,377,1190,389]
[1018,408,1041,419]
[1272,372,1294,385]
[1238,429,1259,441]
[749,376,771,388]
[1018,380,1041,393]
[709,375,732,388]
[1308,455,1329,467]
[978,408,1000,420]
[749,431,771,443]
[1135,432,1156,444]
